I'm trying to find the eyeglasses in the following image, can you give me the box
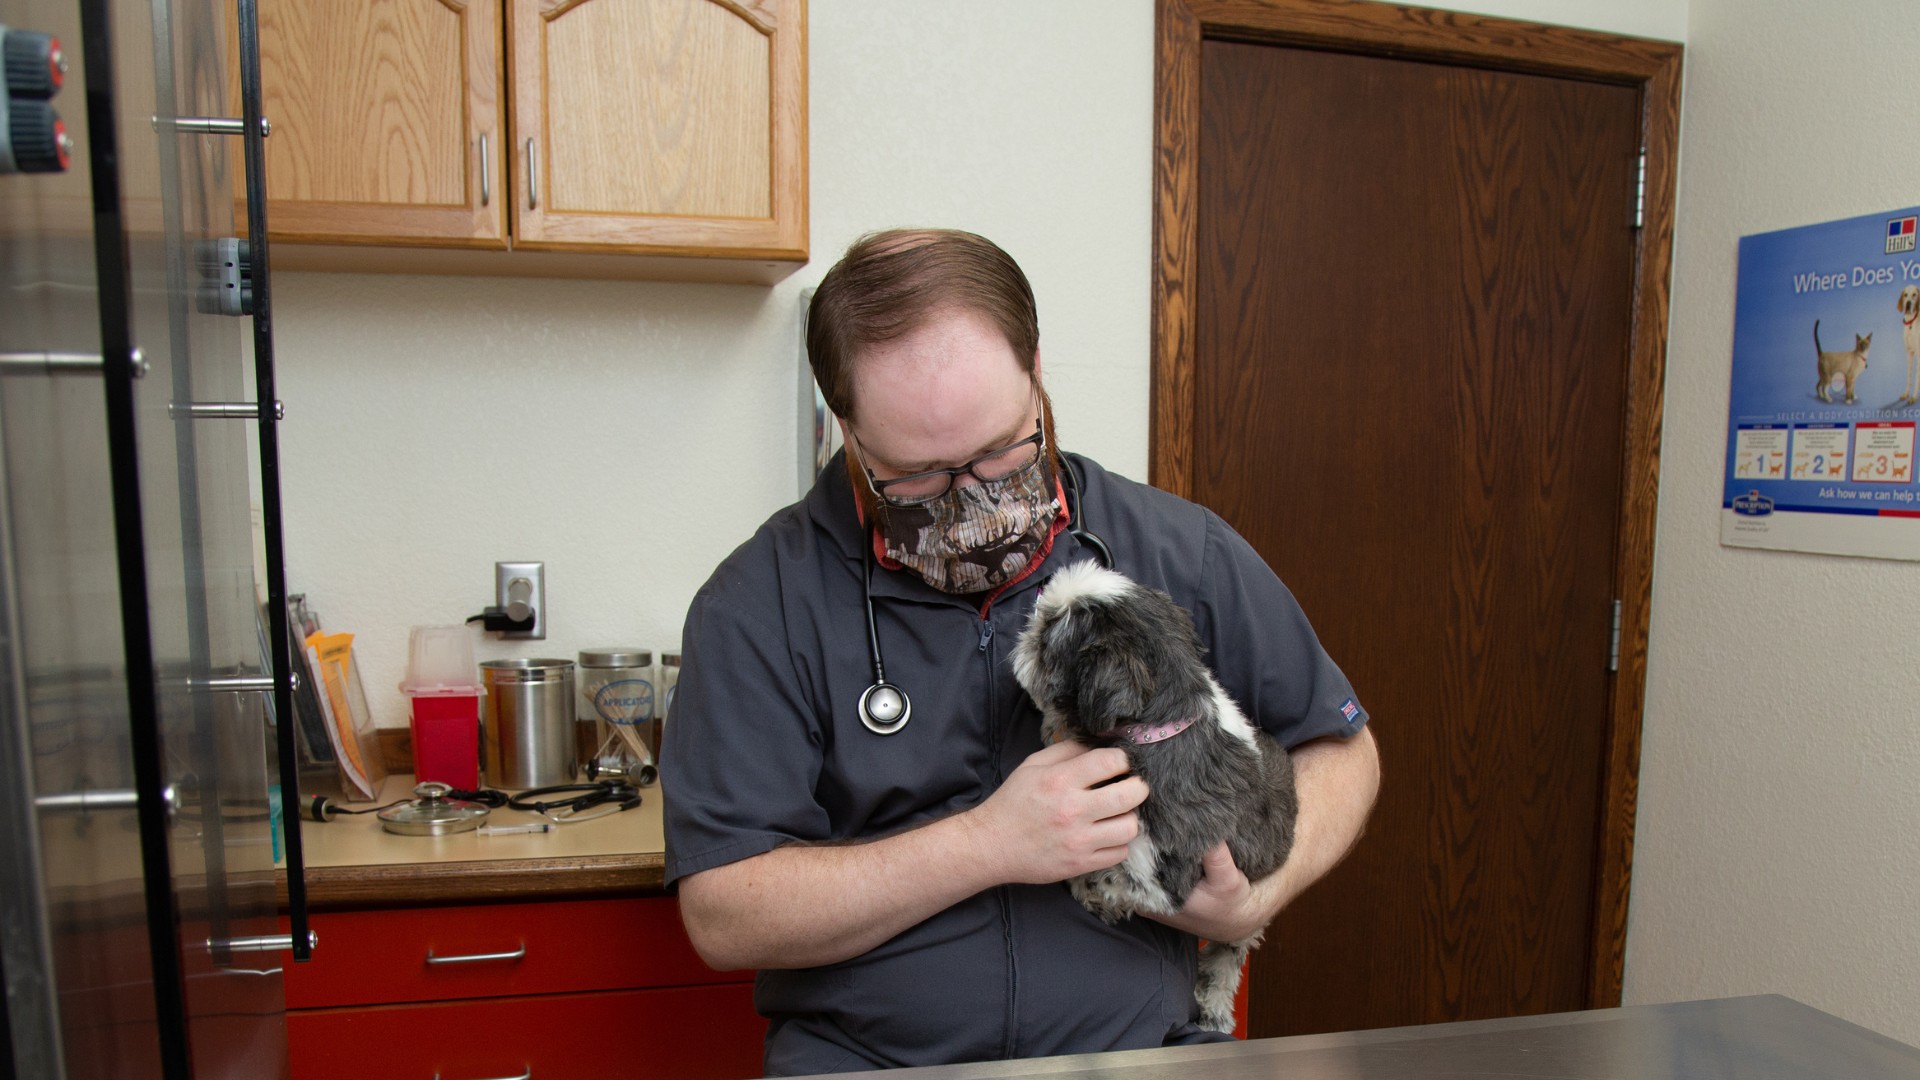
[856,419,1046,507]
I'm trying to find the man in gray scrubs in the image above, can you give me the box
[662,229,1380,1075]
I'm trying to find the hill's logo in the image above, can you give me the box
[1731,489,1774,517]
[1888,215,1917,255]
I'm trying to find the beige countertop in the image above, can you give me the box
[279,773,667,909]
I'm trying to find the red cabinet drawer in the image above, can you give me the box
[288,983,766,1080]
[282,897,745,1008]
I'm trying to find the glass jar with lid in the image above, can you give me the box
[577,648,655,781]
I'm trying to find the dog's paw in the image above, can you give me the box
[1198,1006,1236,1034]
[1070,872,1134,925]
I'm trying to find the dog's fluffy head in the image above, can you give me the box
[1011,561,1211,738]
[1901,285,1920,320]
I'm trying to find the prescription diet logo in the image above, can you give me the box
[1888,216,1917,255]
[1731,489,1775,517]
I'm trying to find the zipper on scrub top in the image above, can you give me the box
[982,614,1004,784]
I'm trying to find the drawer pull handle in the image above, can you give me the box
[424,944,526,966]
[433,1070,529,1080]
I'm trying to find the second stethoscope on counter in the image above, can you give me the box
[307,779,642,836]
[858,456,1113,736]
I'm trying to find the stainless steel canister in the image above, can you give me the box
[479,658,576,788]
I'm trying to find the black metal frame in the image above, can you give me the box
[76,2,195,1074]
[235,0,311,962]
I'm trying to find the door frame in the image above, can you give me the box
[1151,0,1682,1010]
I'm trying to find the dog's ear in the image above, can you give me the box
[1032,602,1153,731]
[1076,640,1155,728]
[1012,607,1069,709]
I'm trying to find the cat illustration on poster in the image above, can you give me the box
[1813,320,1871,405]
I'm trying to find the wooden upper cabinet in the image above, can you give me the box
[241,0,508,247]
[232,0,806,279]
[507,0,807,261]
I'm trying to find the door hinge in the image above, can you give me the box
[1607,599,1623,672]
[195,237,253,316]
[1632,147,1647,229]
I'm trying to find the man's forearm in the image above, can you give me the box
[678,739,1147,971]
[678,810,1004,971]
[1259,726,1380,917]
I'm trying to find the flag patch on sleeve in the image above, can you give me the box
[1340,699,1360,723]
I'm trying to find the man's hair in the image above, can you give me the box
[806,229,1039,422]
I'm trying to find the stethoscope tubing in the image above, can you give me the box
[506,780,642,820]
[857,455,1110,735]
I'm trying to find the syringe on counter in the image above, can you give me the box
[477,822,553,836]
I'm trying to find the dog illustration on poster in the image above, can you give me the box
[1899,285,1920,406]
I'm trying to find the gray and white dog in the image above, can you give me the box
[1011,560,1297,1032]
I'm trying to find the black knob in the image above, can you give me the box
[4,29,66,99]
[7,100,70,173]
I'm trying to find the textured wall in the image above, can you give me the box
[1623,0,1920,1045]
[1411,0,1684,38]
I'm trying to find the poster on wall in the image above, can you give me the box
[1721,203,1920,560]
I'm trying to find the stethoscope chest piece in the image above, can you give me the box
[859,681,911,735]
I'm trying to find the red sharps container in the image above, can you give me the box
[400,626,482,789]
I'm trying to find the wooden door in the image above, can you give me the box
[1158,10,1679,1037]
[234,0,508,247]
[507,0,806,260]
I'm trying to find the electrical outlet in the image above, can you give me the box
[494,561,545,640]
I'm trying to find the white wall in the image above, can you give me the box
[1623,0,1920,1046]
[269,0,1915,1049]
[1406,0,1684,40]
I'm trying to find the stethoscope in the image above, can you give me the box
[858,456,1113,735]
[305,780,642,825]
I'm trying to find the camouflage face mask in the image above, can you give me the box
[873,456,1059,595]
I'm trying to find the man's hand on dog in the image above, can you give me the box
[967,740,1148,885]
[1143,843,1270,944]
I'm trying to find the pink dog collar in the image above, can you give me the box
[1102,716,1197,745]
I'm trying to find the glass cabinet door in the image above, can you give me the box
[0,0,288,1076]
[127,0,287,1075]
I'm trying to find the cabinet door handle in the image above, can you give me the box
[158,115,272,138]
[478,132,490,207]
[424,943,526,966]
[0,349,144,376]
[526,138,538,210]
[433,1070,530,1080]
